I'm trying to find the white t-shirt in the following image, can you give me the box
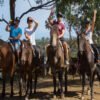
[85,27,93,44]
[24,27,36,45]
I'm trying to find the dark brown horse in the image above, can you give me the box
[79,34,97,100]
[47,25,69,98]
[0,39,15,97]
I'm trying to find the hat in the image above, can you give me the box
[57,12,63,18]
[15,17,20,22]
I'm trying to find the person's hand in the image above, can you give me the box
[50,7,54,16]
[94,9,97,14]
[9,37,13,40]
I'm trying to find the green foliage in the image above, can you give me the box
[54,0,100,45]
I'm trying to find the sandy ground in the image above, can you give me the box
[0,75,100,100]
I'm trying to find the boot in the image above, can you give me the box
[63,43,69,65]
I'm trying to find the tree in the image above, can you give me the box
[63,0,100,35]
[0,0,55,23]
[55,0,100,45]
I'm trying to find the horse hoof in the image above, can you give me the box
[81,96,85,100]
[34,91,36,94]
[57,88,61,94]
[65,90,67,94]
[90,97,95,100]
[60,93,65,99]
[10,94,13,97]
[1,93,5,98]
[29,92,32,96]
[53,95,56,99]
[25,96,29,100]
[19,92,22,97]
[87,90,90,95]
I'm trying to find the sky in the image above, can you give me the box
[0,0,76,41]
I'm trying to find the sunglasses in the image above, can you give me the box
[28,20,33,22]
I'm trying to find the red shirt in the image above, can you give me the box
[52,20,65,37]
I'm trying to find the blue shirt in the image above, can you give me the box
[10,26,22,43]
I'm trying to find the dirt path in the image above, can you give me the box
[0,76,100,100]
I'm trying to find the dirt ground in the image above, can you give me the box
[0,75,100,100]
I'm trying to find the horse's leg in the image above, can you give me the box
[81,73,85,100]
[2,77,6,97]
[90,72,95,100]
[2,70,6,97]
[34,70,37,94]
[58,69,64,98]
[19,77,23,97]
[52,70,57,98]
[65,68,68,94]
[25,74,30,96]
[29,73,32,96]
[10,55,15,97]
[10,75,14,97]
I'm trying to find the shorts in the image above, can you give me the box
[59,37,65,43]
[10,41,21,51]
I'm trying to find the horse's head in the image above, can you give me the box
[79,33,94,64]
[50,25,59,47]
[20,40,33,65]
[79,34,91,53]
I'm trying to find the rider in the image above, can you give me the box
[6,17,22,63]
[24,17,40,58]
[47,10,69,65]
[83,10,99,63]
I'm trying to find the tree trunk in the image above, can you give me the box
[10,0,16,20]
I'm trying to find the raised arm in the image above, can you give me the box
[91,9,97,32]
[32,18,39,33]
[48,8,55,25]
[6,23,11,32]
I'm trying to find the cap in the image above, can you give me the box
[15,17,20,22]
[84,18,91,24]
[57,12,63,18]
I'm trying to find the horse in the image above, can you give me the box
[19,40,44,99]
[78,34,97,100]
[19,40,34,99]
[0,39,15,97]
[46,25,69,98]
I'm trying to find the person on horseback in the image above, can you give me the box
[24,17,40,58]
[83,10,99,63]
[47,10,69,65]
[6,17,22,64]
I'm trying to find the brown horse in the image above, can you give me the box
[79,34,97,100]
[0,39,15,97]
[19,40,44,99]
[19,40,33,98]
[46,25,69,98]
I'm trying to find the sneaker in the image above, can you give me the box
[65,60,69,65]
